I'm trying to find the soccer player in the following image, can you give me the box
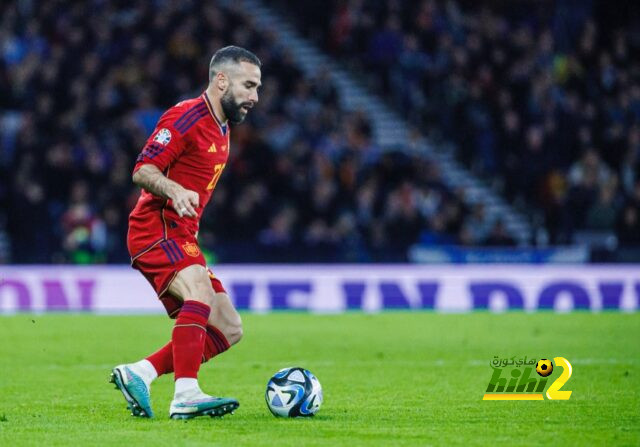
[110,46,261,419]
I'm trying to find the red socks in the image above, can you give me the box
[146,341,173,376]
[171,300,210,379]
[145,302,231,378]
[204,324,230,362]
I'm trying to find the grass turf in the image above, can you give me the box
[0,312,638,446]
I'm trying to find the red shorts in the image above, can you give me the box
[130,233,226,318]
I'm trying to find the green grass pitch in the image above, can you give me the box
[0,312,638,446]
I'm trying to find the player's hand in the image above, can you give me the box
[170,187,199,218]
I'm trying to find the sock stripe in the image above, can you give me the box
[206,328,225,353]
[181,301,210,311]
[171,301,211,380]
[207,325,230,349]
[180,302,211,320]
[181,300,210,311]
[180,307,210,320]
[174,323,206,331]
[200,325,231,363]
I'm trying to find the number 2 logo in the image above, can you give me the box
[207,163,226,191]
[546,357,572,400]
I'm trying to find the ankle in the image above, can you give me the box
[132,359,158,386]
[174,377,200,398]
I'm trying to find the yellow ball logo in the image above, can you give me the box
[536,359,553,377]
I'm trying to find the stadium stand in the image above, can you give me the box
[272,0,640,260]
[1,0,638,263]
[1,0,488,263]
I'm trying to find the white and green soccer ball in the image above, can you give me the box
[265,367,323,417]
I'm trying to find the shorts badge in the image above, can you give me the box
[182,242,201,257]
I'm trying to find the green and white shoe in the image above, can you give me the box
[169,391,239,419]
[110,365,154,418]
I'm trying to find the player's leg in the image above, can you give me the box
[110,296,170,418]
[110,270,211,419]
[110,244,237,418]
[137,276,240,378]
[110,240,185,418]
[201,273,243,362]
[166,264,215,389]
[166,264,239,419]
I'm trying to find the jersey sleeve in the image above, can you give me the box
[133,107,189,173]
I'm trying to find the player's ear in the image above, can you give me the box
[215,72,228,92]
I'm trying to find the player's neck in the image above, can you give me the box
[204,89,228,125]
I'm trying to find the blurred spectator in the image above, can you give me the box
[617,204,640,247]
[485,220,517,247]
[585,179,620,231]
[617,179,640,247]
[4,0,639,263]
[276,0,640,255]
[61,181,106,264]
[1,0,485,263]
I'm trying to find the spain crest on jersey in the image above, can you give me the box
[182,242,200,257]
[153,128,172,145]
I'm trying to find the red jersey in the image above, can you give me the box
[128,93,230,258]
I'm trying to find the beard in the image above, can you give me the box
[221,89,250,124]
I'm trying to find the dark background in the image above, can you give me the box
[0,0,638,263]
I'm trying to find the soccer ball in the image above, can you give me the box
[265,367,323,417]
[536,359,554,377]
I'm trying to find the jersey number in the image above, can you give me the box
[207,163,226,190]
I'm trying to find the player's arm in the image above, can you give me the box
[133,164,199,218]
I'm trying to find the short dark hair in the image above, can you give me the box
[209,46,261,82]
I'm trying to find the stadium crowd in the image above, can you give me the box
[1,0,638,264]
[278,0,640,252]
[0,0,499,264]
